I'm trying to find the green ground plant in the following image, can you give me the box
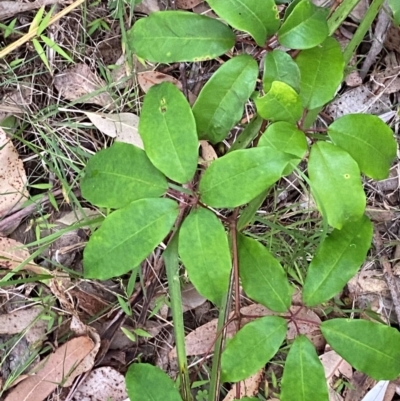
[79,0,400,400]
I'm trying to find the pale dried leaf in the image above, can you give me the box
[0,0,60,21]
[63,329,100,387]
[360,381,389,401]
[349,0,368,22]
[55,208,100,227]
[176,0,204,9]
[0,83,32,121]
[54,64,114,109]
[0,237,49,275]
[0,306,47,343]
[199,140,218,164]
[385,24,400,54]
[4,336,94,401]
[134,0,160,13]
[348,269,390,297]
[222,370,263,401]
[72,367,128,401]
[320,350,353,383]
[83,112,143,148]
[182,283,206,311]
[137,71,197,105]
[110,54,151,89]
[0,128,28,217]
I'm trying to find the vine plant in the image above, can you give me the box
[80,1,399,400]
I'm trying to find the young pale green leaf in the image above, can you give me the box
[238,234,292,312]
[221,316,287,382]
[296,37,344,109]
[328,114,397,180]
[192,55,258,144]
[207,0,280,46]
[321,319,400,380]
[178,208,231,306]
[308,142,365,229]
[303,215,373,307]
[84,198,178,280]
[281,336,329,401]
[255,81,303,124]
[389,0,400,25]
[81,142,167,209]
[263,50,300,92]
[258,122,307,159]
[127,11,235,63]
[139,82,198,183]
[199,147,293,208]
[278,0,329,49]
[126,363,182,401]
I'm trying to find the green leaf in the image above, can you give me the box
[178,208,231,306]
[263,50,300,92]
[281,336,329,401]
[139,82,198,183]
[321,319,400,380]
[303,215,373,306]
[328,114,397,180]
[192,55,258,144]
[296,37,344,109]
[229,115,263,153]
[308,142,365,229]
[207,0,279,46]
[199,147,293,208]
[238,234,292,312]
[258,121,307,159]
[278,0,329,49]
[84,198,178,280]
[81,142,167,209]
[221,316,287,382]
[126,363,182,401]
[127,11,235,63]
[255,81,303,124]
[389,0,400,25]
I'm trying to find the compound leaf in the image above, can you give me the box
[84,198,178,280]
[238,234,292,312]
[139,82,198,183]
[308,142,365,229]
[207,0,280,46]
[278,0,329,49]
[303,215,373,306]
[256,81,303,124]
[193,55,258,144]
[321,319,400,380]
[199,147,293,208]
[127,11,235,63]
[126,363,182,401]
[296,37,344,109]
[263,50,300,93]
[179,207,231,306]
[281,336,329,401]
[221,316,287,382]
[81,142,167,209]
[328,114,397,180]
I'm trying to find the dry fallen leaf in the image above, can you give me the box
[0,306,47,343]
[137,71,197,105]
[4,336,94,401]
[199,140,218,165]
[134,0,160,13]
[181,283,206,311]
[54,64,114,109]
[176,0,204,9]
[0,83,32,121]
[222,370,263,401]
[0,128,29,217]
[72,367,128,401]
[0,237,50,275]
[83,112,143,148]
[0,0,61,21]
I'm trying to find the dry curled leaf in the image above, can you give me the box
[4,336,94,401]
[54,64,114,109]
[0,128,28,217]
[83,112,143,148]
[222,370,263,401]
[0,0,61,21]
[72,367,128,401]
[137,71,197,105]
